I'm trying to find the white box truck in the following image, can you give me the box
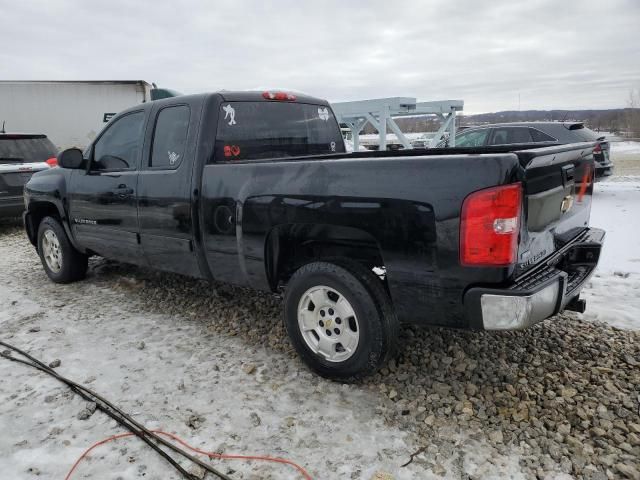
[0,80,157,149]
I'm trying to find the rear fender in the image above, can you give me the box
[264,223,386,291]
[241,194,440,324]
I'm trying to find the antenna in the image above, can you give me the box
[1,121,5,133]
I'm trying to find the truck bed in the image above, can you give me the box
[199,141,597,327]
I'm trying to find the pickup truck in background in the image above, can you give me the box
[1,133,57,218]
[23,91,605,380]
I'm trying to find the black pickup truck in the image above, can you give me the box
[23,91,604,380]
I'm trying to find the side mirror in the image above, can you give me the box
[57,148,84,169]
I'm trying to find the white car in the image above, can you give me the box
[0,133,57,217]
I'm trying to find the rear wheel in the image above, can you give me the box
[284,260,398,381]
[37,216,88,283]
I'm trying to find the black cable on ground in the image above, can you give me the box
[0,340,233,480]
[2,350,195,479]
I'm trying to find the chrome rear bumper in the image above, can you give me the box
[464,228,605,330]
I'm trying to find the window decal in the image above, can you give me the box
[168,151,180,165]
[223,145,241,158]
[223,104,237,126]
[318,107,329,121]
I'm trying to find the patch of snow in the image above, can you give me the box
[344,139,369,152]
[610,141,640,155]
[580,177,640,330]
[358,132,430,142]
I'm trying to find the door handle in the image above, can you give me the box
[113,186,134,197]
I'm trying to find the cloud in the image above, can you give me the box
[1,0,639,112]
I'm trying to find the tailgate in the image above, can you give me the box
[514,143,596,276]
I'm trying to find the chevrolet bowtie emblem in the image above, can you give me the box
[561,195,574,213]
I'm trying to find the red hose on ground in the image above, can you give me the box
[64,430,313,480]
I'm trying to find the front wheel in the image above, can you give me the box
[37,216,88,283]
[284,260,398,381]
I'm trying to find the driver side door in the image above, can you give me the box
[69,110,146,264]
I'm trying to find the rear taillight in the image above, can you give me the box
[460,183,522,267]
[262,91,296,101]
[593,143,602,155]
[45,157,58,168]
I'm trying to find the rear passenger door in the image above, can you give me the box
[137,103,201,276]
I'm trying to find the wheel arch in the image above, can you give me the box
[25,201,79,251]
[264,223,387,291]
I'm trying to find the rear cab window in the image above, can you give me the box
[213,102,345,162]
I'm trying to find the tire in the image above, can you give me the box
[37,216,88,283]
[284,260,399,381]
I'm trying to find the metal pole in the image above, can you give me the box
[352,125,360,151]
[378,111,387,151]
[386,117,412,149]
[450,109,457,147]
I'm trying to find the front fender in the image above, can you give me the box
[23,168,81,251]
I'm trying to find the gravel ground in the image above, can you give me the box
[111,255,640,479]
[1,190,640,480]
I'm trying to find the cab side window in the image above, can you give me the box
[92,111,145,171]
[530,128,557,143]
[454,129,489,147]
[489,127,533,145]
[150,105,190,169]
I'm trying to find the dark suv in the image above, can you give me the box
[1,133,57,217]
[440,122,612,179]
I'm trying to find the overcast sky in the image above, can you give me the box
[2,0,639,113]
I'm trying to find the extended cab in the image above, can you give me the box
[23,91,605,380]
